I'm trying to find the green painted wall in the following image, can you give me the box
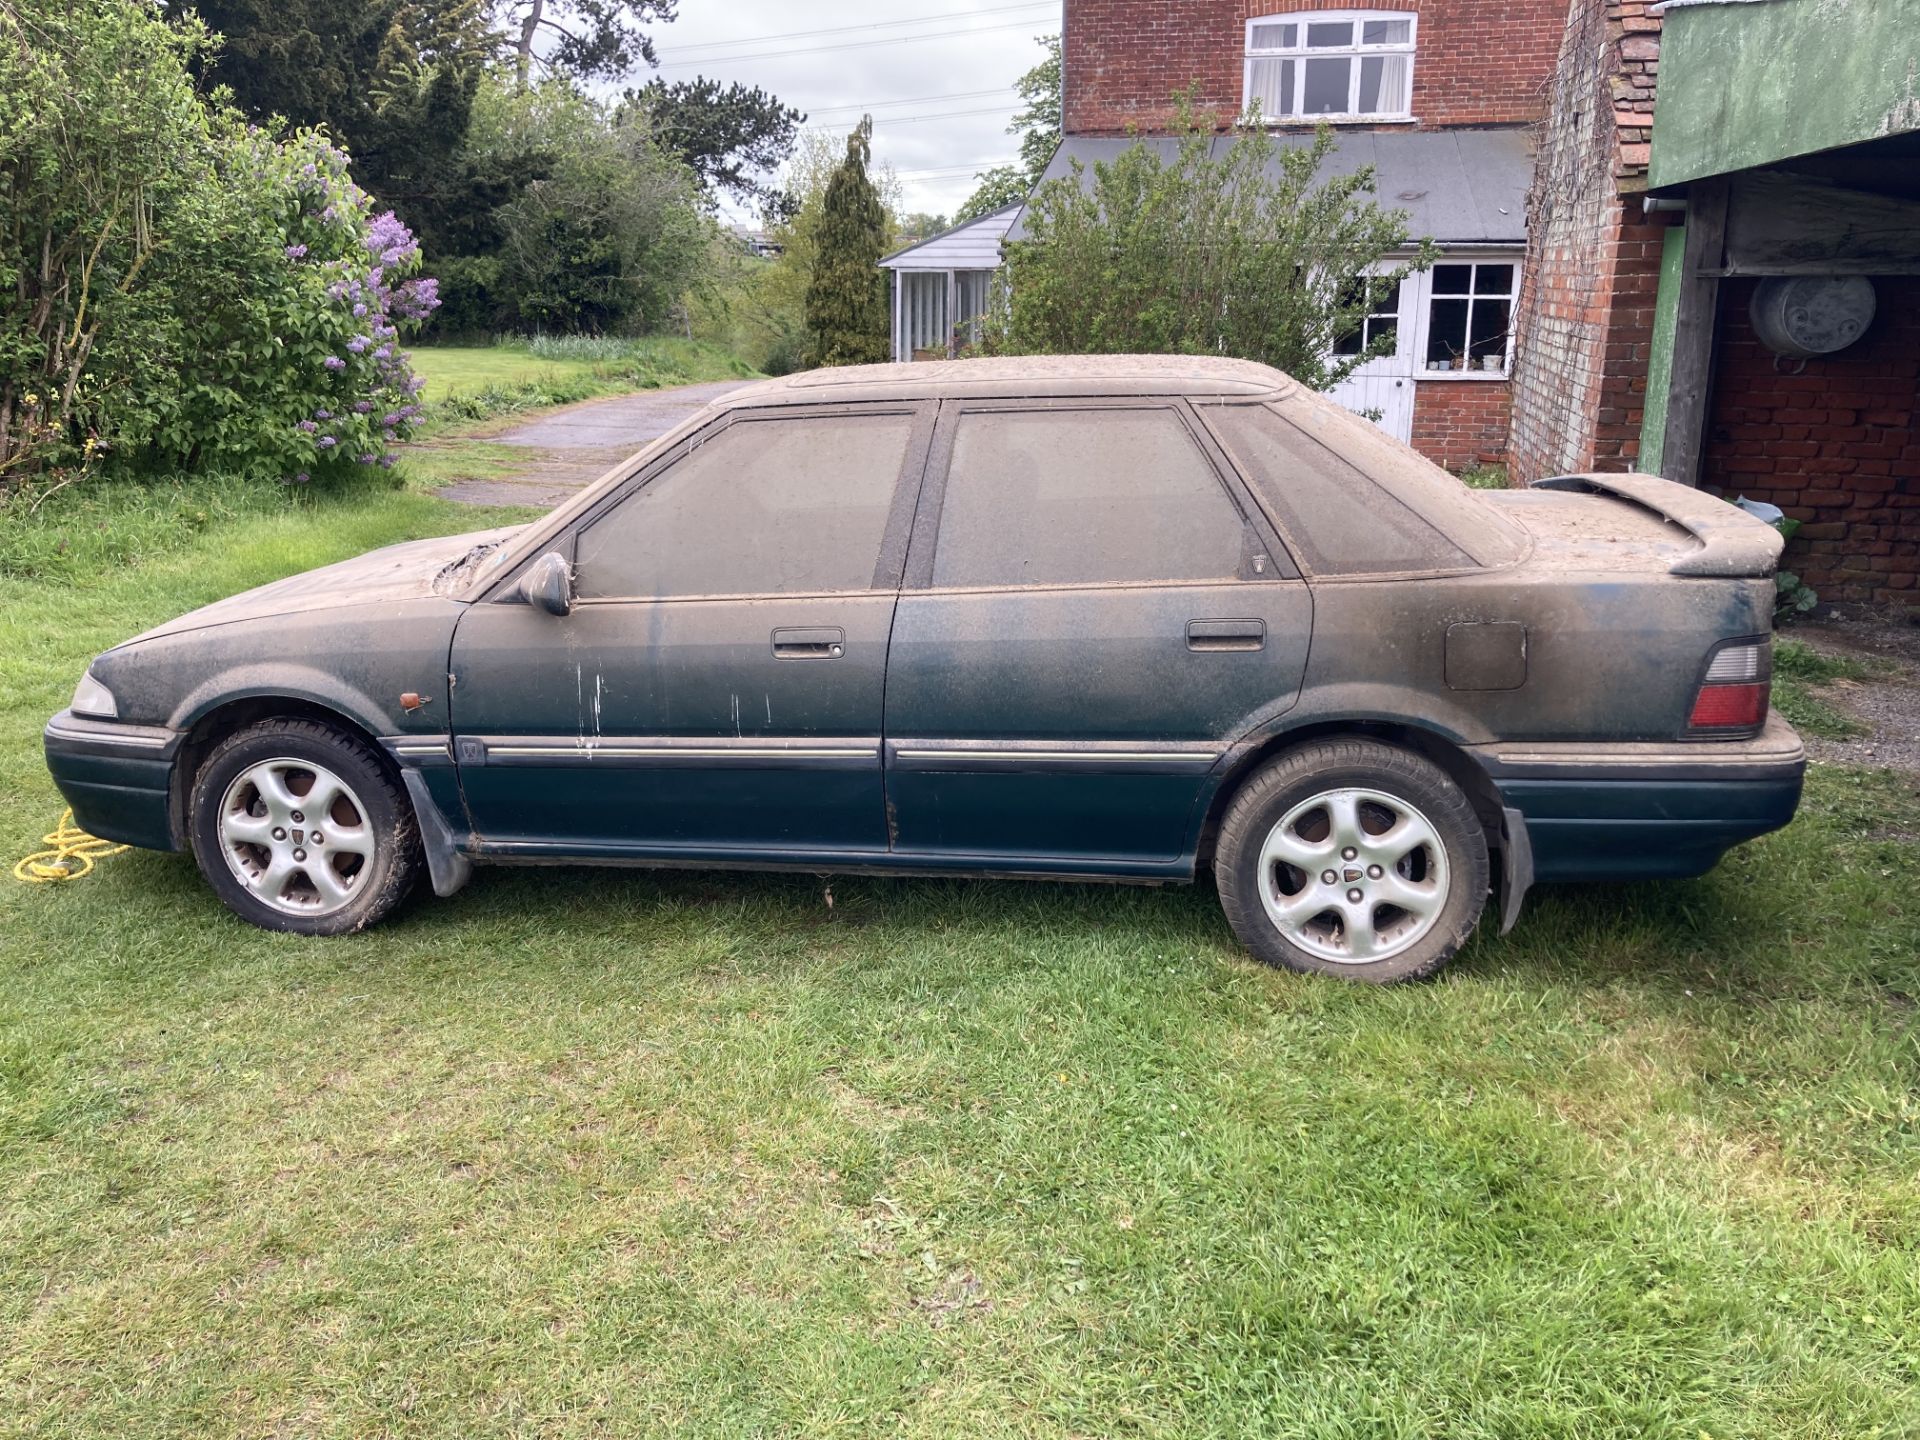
[1638,225,1687,475]
[1648,0,1920,190]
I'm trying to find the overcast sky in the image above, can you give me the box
[643,0,1061,225]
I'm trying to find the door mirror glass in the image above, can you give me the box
[520,552,574,616]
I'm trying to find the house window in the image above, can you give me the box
[1422,262,1517,376]
[1244,11,1416,122]
[1332,276,1403,357]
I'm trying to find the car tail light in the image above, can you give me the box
[1688,638,1771,735]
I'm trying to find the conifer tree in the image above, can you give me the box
[804,118,890,368]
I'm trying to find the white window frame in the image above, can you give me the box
[1415,254,1522,381]
[1242,10,1418,124]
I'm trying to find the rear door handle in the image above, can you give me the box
[1187,619,1266,652]
[772,626,845,659]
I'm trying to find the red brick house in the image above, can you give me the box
[1507,0,1920,611]
[1026,0,1571,470]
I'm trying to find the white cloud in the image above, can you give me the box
[647,0,1059,223]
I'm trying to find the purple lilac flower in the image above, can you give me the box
[352,302,367,318]
[313,408,332,420]
[323,355,346,371]
[317,435,337,449]
[378,455,396,468]
[285,244,308,260]
[346,336,369,353]
[373,346,390,361]
[354,399,374,413]
[294,471,310,483]
[357,453,377,465]
[297,419,318,433]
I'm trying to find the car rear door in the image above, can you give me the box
[881,399,1313,866]
[449,402,932,857]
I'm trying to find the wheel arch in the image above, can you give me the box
[1194,718,1507,872]
[168,695,396,851]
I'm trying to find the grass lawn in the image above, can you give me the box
[2,481,1918,1438]
[410,338,756,410]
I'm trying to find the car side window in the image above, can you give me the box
[931,408,1252,588]
[575,412,915,599]
[1203,402,1473,574]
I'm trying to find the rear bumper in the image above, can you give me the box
[1473,712,1806,882]
[42,710,184,852]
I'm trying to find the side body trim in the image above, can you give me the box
[462,735,881,769]
[886,738,1222,775]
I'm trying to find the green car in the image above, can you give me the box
[44,357,1804,982]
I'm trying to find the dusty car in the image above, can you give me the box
[44,356,1804,981]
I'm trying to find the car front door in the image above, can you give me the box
[449,402,932,858]
[882,400,1314,867]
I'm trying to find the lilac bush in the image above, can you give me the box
[76,125,441,480]
[272,141,439,480]
[1,2,439,486]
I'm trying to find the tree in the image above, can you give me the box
[955,34,1061,224]
[624,77,805,205]
[465,77,709,333]
[169,0,492,234]
[984,103,1434,391]
[803,119,891,368]
[897,211,950,241]
[497,0,674,84]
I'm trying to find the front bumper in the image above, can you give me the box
[43,710,184,851]
[1472,711,1806,882]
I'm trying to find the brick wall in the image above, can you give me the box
[1507,0,1666,482]
[1411,381,1511,470]
[1063,0,1566,135]
[1701,276,1920,610]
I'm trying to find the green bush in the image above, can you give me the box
[437,77,710,338]
[984,99,1432,389]
[0,0,438,487]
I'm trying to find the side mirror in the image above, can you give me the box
[520,552,574,617]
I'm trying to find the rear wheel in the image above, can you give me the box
[189,719,420,935]
[1214,739,1488,983]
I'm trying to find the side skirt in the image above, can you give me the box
[463,841,1195,887]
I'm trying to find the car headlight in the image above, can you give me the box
[71,669,118,719]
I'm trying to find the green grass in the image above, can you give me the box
[1771,640,1888,740]
[410,338,758,427]
[1456,463,1510,490]
[390,436,532,494]
[2,489,1918,1437]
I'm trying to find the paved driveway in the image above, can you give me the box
[436,379,756,507]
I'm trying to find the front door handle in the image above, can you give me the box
[1187,618,1266,653]
[772,626,845,659]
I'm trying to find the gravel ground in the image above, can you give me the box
[1791,616,1920,773]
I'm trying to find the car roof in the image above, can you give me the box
[713,355,1296,408]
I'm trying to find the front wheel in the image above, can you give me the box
[1213,739,1488,983]
[189,718,421,935]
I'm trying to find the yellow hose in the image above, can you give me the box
[12,810,128,883]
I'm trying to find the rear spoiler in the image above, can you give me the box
[1531,472,1785,578]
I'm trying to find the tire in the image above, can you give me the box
[188,718,421,935]
[1213,739,1488,984]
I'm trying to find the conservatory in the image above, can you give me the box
[879,202,1020,362]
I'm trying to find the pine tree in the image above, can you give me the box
[804,118,890,368]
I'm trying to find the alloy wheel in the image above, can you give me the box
[217,758,376,917]
[1255,786,1451,964]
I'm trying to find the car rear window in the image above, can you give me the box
[1204,395,1524,575]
